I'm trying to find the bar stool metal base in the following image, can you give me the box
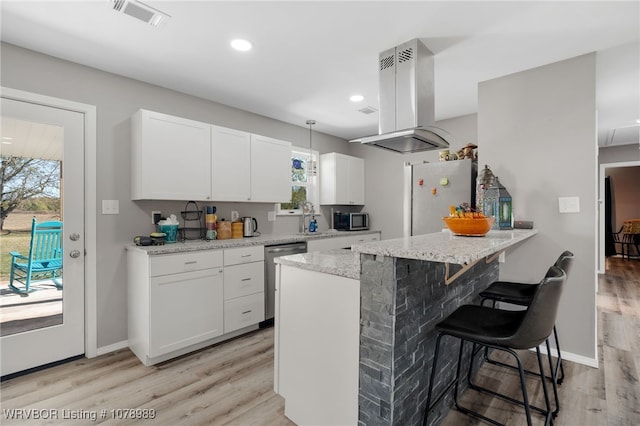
[423,333,554,426]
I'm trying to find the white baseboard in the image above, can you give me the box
[533,345,599,368]
[94,340,129,357]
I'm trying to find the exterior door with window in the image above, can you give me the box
[1,96,85,377]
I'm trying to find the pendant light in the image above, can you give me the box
[306,120,316,177]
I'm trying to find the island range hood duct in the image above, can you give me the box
[350,39,451,154]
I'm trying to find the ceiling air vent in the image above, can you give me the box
[111,0,170,27]
[358,106,378,115]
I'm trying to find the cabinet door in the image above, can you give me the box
[250,134,291,202]
[320,153,365,205]
[334,154,352,204]
[211,125,251,201]
[348,156,365,205]
[131,110,211,200]
[149,268,223,357]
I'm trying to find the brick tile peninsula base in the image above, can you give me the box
[274,230,537,426]
[358,256,498,425]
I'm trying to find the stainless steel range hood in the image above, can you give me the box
[350,39,451,153]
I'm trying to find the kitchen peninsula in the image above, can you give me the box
[274,229,537,426]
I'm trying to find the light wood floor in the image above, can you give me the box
[1,258,638,425]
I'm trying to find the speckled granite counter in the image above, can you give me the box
[274,249,359,280]
[351,229,538,265]
[126,229,380,255]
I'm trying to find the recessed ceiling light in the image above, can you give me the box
[350,95,364,102]
[231,39,253,52]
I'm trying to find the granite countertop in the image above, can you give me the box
[126,229,381,255]
[275,249,360,280]
[351,229,538,265]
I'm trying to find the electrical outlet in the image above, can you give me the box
[152,211,162,224]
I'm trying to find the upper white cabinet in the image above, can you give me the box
[211,126,291,202]
[320,153,365,205]
[132,110,292,202]
[211,125,251,201]
[131,110,212,201]
[250,134,291,202]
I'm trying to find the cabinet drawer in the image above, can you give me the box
[224,261,265,300]
[150,250,223,277]
[224,292,265,334]
[353,234,380,244]
[224,245,264,266]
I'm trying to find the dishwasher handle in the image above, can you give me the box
[267,245,306,254]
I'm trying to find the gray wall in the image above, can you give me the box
[478,53,598,360]
[1,42,349,348]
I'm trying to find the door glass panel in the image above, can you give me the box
[1,117,64,336]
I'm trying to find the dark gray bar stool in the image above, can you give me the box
[479,251,573,391]
[423,265,568,426]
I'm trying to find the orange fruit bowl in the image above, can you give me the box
[442,216,495,236]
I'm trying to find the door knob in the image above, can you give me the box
[69,249,81,258]
[70,233,80,241]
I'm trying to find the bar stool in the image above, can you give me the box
[423,265,567,426]
[479,250,573,390]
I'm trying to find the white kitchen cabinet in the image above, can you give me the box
[223,245,265,334]
[211,125,251,201]
[127,249,224,366]
[131,109,212,201]
[306,232,380,252]
[320,152,365,205]
[149,268,223,357]
[275,264,359,425]
[250,134,291,202]
[211,125,291,202]
[131,111,292,203]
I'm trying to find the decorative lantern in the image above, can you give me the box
[475,164,495,214]
[482,177,513,229]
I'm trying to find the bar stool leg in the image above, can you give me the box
[535,346,554,425]
[552,325,565,385]
[545,339,560,418]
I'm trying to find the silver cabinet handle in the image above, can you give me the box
[69,249,81,258]
[241,278,251,282]
[70,233,80,241]
[242,310,252,315]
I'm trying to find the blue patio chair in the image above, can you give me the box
[9,218,63,294]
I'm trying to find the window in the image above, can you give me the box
[277,149,320,215]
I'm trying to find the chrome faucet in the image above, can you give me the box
[301,202,315,233]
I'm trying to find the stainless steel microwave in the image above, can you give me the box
[334,212,369,231]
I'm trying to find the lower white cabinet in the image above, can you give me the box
[149,268,223,357]
[127,246,265,366]
[224,292,264,334]
[223,246,265,334]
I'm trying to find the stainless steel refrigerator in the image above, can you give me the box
[405,159,477,236]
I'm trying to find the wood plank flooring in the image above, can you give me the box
[1,257,638,425]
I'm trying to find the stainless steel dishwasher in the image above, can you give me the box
[263,242,307,326]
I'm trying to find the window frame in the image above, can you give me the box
[276,148,320,216]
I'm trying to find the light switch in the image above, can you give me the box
[102,199,119,215]
[558,196,580,213]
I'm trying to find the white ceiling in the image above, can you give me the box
[1,0,639,148]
